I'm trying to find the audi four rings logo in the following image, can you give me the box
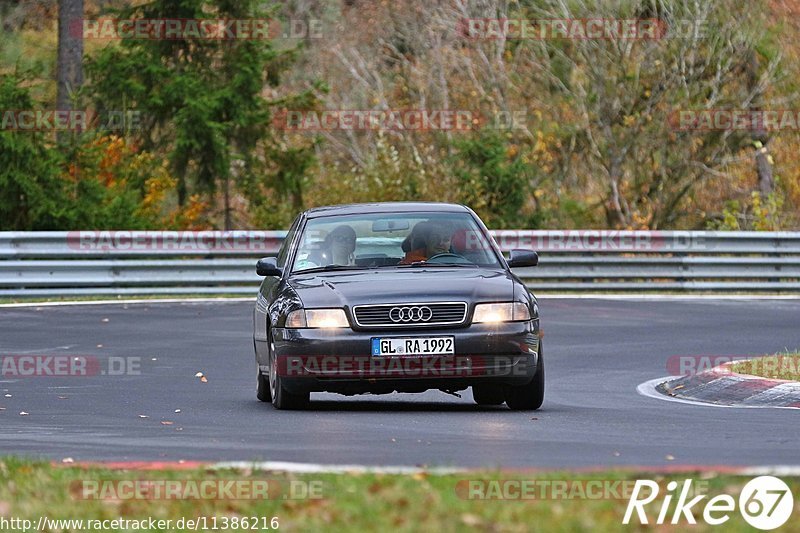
[389,306,433,323]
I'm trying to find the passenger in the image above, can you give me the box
[307,225,357,266]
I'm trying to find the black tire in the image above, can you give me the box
[256,362,271,402]
[504,343,545,411]
[472,384,506,405]
[267,329,309,410]
[255,337,272,402]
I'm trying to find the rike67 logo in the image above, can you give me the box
[624,476,794,530]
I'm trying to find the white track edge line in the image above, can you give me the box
[740,466,800,476]
[636,377,800,410]
[212,460,800,476]
[210,461,462,475]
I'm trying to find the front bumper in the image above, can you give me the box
[271,320,540,394]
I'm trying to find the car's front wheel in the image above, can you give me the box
[504,342,545,411]
[256,361,271,402]
[268,329,310,410]
[255,338,271,402]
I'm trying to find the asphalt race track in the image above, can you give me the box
[1,298,799,469]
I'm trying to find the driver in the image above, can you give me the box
[400,222,453,264]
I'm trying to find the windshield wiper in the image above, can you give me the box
[294,265,369,274]
[395,261,477,268]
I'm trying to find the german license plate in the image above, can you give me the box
[371,337,455,356]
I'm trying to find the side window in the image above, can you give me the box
[276,216,301,268]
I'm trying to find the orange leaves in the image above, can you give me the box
[102,136,126,184]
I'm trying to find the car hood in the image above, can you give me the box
[288,268,515,308]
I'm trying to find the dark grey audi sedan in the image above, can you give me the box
[253,202,543,410]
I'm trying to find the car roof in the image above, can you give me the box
[304,202,470,218]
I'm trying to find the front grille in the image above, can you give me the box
[353,302,468,328]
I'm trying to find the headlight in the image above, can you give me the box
[472,302,531,323]
[285,308,350,328]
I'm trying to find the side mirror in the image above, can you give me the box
[508,249,538,268]
[256,257,282,277]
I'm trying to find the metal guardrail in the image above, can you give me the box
[1,231,799,296]
[0,231,287,258]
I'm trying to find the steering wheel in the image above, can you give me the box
[426,252,471,264]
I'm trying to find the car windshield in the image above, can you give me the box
[291,211,502,273]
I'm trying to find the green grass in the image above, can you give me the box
[729,352,800,381]
[1,460,798,532]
